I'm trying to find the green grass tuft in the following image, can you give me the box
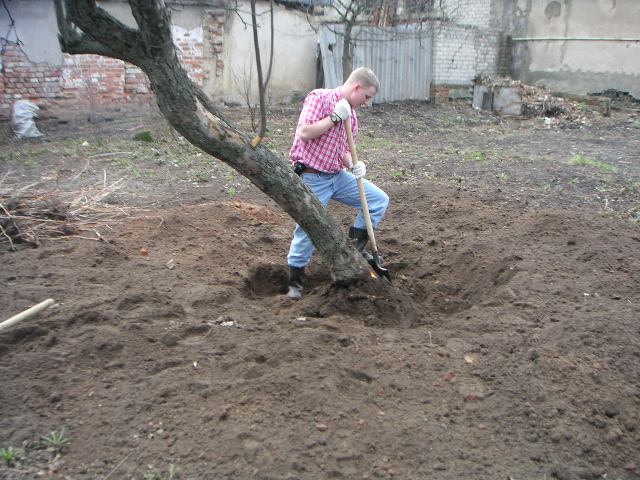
[0,446,23,467]
[40,428,71,453]
[568,154,617,172]
[133,131,154,142]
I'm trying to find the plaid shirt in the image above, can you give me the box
[289,87,358,173]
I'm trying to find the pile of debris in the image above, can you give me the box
[0,179,130,250]
[473,75,610,122]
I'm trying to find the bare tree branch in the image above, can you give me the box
[250,0,267,146]
[58,0,142,62]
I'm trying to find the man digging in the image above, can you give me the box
[286,67,390,300]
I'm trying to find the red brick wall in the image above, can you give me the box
[59,54,152,114]
[205,9,225,80]
[0,7,226,120]
[0,46,64,118]
[431,83,473,100]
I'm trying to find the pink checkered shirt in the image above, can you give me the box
[289,87,359,173]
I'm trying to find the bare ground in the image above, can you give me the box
[1,99,639,480]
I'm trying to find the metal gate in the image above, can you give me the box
[319,24,433,103]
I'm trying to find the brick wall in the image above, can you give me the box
[0,7,226,120]
[1,46,64,118]
[442,0,491,29]
[204,9,226,81]
[431,0,500,98]
[433,25,499,84]
[173,23,208,87]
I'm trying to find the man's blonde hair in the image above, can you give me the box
[346,67,380,93]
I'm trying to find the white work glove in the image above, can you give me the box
[333,98,351,121]
[352,161,366,179]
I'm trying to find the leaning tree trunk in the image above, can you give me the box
[342,21,355,82]
[55,0,372,283]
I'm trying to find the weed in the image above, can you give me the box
[568,154,617,173]
[0,446,23,467]
[358,136,404,152]
[40,428,71,452]
[189,169,210,183]
[463,150,487,162]
[227,186,237,197]
[133,131,154,142]
[172,155,194,167]
[536,182,552,193]
[112,156,133,168]
[390,170,404,179]
[23,150,38,167]
[144,464,180,480]
[460,148,505,163]
[595,184,611,193]
[0,151,13,164]
[131,166,144,177]
[496,172,509,182]
[489,149,504,161]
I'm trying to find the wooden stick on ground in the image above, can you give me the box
[0,222,15,250]
[0,299,56,334]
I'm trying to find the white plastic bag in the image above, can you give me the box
[11,100,43,138]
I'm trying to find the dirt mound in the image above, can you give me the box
[1,180,639,479]
[1,101,640,479]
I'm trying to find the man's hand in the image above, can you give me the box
[333,99,351,121]
[343,153,353,169]
[352,161,366,179]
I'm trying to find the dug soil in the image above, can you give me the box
[1,100,639,479]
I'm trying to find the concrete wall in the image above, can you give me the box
[501,0,640,98]
[220,0,317,105]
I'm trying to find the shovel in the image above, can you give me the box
[344,118,391,282]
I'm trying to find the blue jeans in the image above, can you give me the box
[287,170,389,268]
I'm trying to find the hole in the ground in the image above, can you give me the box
[393,252,523,315]
[243,264,333,298]
[243,264,288,297]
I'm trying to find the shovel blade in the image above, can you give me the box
[368,253,391,282]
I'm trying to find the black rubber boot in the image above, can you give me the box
[349,226,383,265]
[286,266,305,300]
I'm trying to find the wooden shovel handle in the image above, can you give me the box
[344,118,378,254]
[0,298,55,334]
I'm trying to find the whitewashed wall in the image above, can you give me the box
[220,1,318,104]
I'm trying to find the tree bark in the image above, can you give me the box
[342,20,355,82]
[55,0,372,283]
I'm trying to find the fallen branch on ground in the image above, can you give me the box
[0,179,132,249]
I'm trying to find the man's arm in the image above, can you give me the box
[298,98,350,141]
[298,116,335,141]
